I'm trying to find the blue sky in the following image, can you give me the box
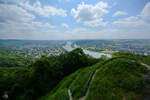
[0,0,150,40]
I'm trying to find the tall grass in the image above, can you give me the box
[70,67,93,99]
[70,61,104,100]
[38,69,81,100]
[86,58,148,100]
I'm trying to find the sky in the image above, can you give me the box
[0,0,150,40]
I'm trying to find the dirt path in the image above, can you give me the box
[68,88,72,100]
[79,69,100,100]
[68,62,150,100]
[141,62,150,70]
[78,62,150,100]
[68,74,80,100]
[141,62,150,100]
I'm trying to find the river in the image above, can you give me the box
[63,42,112,58]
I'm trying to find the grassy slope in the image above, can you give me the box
[39,57,148,100]
[86,58,148,100]
[70,61,104,100]
[112,52,150,65]
[38,68,82,100]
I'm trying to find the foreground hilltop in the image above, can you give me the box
[39,52,150,100]
[0,48,150,100]
[39,53,150,100]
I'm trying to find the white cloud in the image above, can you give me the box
[21,1,67,17]
[113,2,150,28]
[1,22,150,40]
[0,4,35,23]
[0,3,37,39]
[113,11,127,17]
[113,16,142,27]
[0,22,36,40]
[0,0,150,40]
[61,23,69,28]
[63,28,123,39]
[0,21,55,34]
[58,0,71,2]
[141,2,150,20]
[32,22,55,28]
[0,2,65,40]
[113,16,150,28]
[71,1,109,27]
[67,28,87,33]
[0,0,20,3]
[69,28,150,39]
[0,21,58,40]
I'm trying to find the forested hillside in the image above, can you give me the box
[0,48,99,100]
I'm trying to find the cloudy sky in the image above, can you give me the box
[0,0,150,40]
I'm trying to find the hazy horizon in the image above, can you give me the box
[1,38,150,41]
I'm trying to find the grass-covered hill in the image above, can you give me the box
[0,48,150,100]
[39,53,150,100]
